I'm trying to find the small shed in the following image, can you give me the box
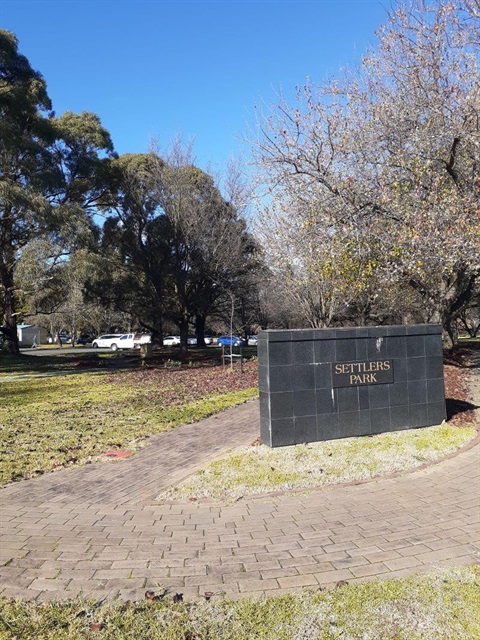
[17,324,49,347]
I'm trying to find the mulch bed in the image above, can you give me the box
[444,342,479,428]
[106,359,258,399]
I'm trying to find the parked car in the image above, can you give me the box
[216,335,245,347]
[247,335,258,346]
[204,336,213,346]
[48,333,71,344]
[163,335,180,346]
[187,336,197,346]
[92,334,123,349]
[133,333,152,348]
[105,333,149,351]
[76,334,93,345]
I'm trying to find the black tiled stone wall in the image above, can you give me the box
[258,325,446,447]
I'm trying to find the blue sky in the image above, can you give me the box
[1,0,390,172]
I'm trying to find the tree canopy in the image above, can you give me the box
[253,0,480,345]
[89,145,259,352]
[0,29,114,352]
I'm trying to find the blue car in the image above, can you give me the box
[216,335,244,347]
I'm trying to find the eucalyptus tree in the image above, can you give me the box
[0,29,53,352]
[253,0,480,345]
[94,145,259,352]
[91,152,172,343]
[0,29,114,352]
[152,142,258,350]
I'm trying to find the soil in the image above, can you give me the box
[444,341,479,428]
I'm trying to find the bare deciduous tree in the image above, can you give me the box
[252,0,480,345]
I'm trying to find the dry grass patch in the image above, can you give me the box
[158,422,475,501]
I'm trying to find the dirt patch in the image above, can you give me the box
[444,342,479,428]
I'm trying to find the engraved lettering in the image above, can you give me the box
[332,360,393,387]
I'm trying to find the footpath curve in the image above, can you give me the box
[0,370,479,602]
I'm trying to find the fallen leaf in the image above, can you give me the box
[336,580,349,588]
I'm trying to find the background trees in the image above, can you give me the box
[3,1,479,351]
[253,0,480,346]
[0,29,114,353]
[1,30,259,352]
[90,144,260,352]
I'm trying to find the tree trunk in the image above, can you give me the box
[0,241,20,354]
[179,314,189,355]
[411,270,477,351]
[195,314,206,347]
[143,319,163,347]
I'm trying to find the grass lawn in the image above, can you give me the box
[0,565,478,639]
[0,354,258,487]
[157,422,475,501]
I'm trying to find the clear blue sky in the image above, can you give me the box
[1,0,390,172]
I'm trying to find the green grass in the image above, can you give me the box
[159,423,476,501]
[0,565,478,639]
[0,369,257,487]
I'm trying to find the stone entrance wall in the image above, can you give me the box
[258,325,446,448]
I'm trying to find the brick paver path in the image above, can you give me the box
[1,374,479,602]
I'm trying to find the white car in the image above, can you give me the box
[163,335,180,346]
[91,334,123,350]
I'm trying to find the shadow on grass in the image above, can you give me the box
[0,353,73,375]
[0,372,111,403]
[0,346,258,378]
[0,353,132,376]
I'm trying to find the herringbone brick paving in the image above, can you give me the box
[0,369,478,601]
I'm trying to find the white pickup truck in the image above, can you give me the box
[133,333,152,348]
[92,333,151,351]
[117,333,152,350]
